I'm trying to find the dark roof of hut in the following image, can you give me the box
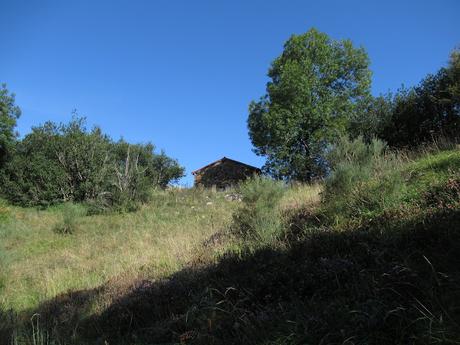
[192,157,261,175]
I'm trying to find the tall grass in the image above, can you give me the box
[9,315,55,345]
[0,188,237,312]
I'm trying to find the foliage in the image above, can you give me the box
[148,150,185,188]
[349,93,395,143]
[351,48,460,147]
[1,123,70,207]
[231,176,285,244]
[0,116,184,211]
[384,68,459,147]
[248,28,371,181]
[447,47,460,104]
[0,84,21,168]
[323,136,405,223]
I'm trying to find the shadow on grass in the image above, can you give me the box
[3,208,460,345]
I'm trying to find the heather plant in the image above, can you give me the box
[323,136,405,224]
[231,176,285,245]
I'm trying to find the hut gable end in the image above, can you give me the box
[192,157,260,188]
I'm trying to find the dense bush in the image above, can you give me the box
[1,119,110,207]
[323,136,405,223]
[0,116,184,211]
[231,176,285,244]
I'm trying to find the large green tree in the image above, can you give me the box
[0,84,21,167]
[248,28,371,180]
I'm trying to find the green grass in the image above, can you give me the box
[322,145,460,229]
[0,188,237,312]
[2,148,460,345]
[405,149,460,198]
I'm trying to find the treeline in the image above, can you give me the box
[351,49,460,147]
[0,91,184,212]
[248,28,460,181]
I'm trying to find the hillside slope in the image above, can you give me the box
[2,149,460,345]
[0,189,236,312]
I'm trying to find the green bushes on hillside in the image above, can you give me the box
[322,135,460,231]
[0,115,184,212]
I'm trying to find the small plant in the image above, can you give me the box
[231,176,285,245]
[53,203,83,235]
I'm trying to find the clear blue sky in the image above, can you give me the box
[1,0,459,185]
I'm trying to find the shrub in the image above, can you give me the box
[53,203,85,235]
[231,176,285,245]
[323,136,405,224]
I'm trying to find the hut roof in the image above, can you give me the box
[192,157,260,175]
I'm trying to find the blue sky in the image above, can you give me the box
[1,0,459,185]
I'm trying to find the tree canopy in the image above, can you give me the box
[248,28,371,180]
[0,84,21,167]
[350,48,460,147]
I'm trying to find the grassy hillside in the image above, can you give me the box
[0,189,237,312]
[1,148,459,344]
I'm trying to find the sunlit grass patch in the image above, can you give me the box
[0,188,237,312]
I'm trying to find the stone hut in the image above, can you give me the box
[192,157,261,189]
